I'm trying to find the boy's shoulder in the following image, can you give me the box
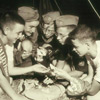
[96,40,100,50]
[96,40,100,45]
[95,40,100,57]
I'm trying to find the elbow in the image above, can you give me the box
[88,92,97,96]
[8,68,14,76]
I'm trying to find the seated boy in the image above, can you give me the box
[15,42,67,100]
[69,24,100,100]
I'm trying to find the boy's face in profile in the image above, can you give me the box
[24,20,39,36]
[56,27,70,45]
[72,39,88,57]
[6,23,24,44]
[42,22,55,39]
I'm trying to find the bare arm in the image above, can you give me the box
[56,60,65,69]
[69,70,84,77]
[0,69,29,100]
[0,69,16,98]
[56,60,71,72]
[8,60,49,76]
[83,60,94,84]
[50,64,74,82]
[56,60,83,78]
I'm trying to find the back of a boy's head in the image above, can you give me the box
[0,11,25,34]
[21,39,33,52]
[69,24,97,42]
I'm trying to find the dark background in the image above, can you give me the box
[0,0,100,28]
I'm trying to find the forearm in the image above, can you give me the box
[8,64,39,76]
[69,70,83,77]
[87,63,94,78]
[0,71,17,99]
[56,60,65,69]
[84,61,94,83]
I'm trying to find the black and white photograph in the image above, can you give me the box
[0,0,100,100]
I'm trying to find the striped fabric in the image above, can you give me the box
[0,39,9,81]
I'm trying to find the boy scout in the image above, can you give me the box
[38,11,60,48]
[38,11,61,65]
[16,6,39,59]
[55,15,88,78]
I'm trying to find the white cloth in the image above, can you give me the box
[92,41,100,82]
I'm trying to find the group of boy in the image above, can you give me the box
[0,5,100,100]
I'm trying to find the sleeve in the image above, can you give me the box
[0,57,8,78]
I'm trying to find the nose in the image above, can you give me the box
[57,35,61,40]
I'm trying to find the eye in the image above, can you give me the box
[30,26,35,29]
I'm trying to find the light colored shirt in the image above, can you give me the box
[92,41,100,82]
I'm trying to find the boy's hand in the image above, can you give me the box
[69,78,82,93]
[43,77,54,85]
[83,76,92,84]
[32,64,50,74]
[49,64,68,79]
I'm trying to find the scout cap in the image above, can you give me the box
[18,6,39,22]
[42,11,60,24]
[56,15,79,27]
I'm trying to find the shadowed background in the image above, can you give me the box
[0,0,100,28]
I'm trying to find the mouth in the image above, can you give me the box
[58,40,63,44]
[26,31,32,36]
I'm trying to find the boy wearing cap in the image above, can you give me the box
[16,6,39,59]
[18,6,39,42]
[37,11,62,66]
[55,15,88,79]
[38,11,61,49]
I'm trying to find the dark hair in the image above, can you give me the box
[69,24,97,42]
[0,11,25,35]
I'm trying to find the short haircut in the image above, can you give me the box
[0,11,25,35]
[55,23,76,33]
[69,24,98,42]
[21,39,33,51]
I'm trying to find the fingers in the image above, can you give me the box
[34,65,50,73]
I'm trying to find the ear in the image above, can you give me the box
[3,26,10,35]
[85,40,91,49]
